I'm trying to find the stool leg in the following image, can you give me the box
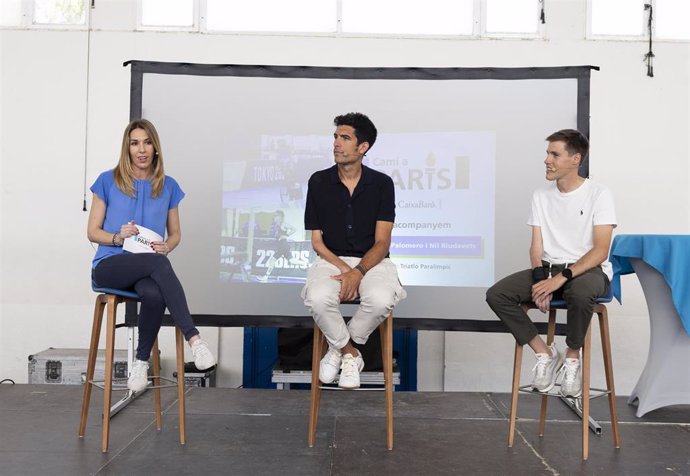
[101,295,118,453]
[598,308,621,449]
[381,313,394,450]
[581,323,592,460]
[539,310,557,437]
[308,325,325,447]
[176,328,186,445]
[508,343,523,447]
[152,338,162,431]
[79,295,106,438]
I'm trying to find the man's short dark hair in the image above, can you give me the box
[334,112,377,152]
[546,129,589,159]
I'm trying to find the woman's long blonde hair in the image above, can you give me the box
[113,118,165,197]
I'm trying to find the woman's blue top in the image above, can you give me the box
[90,170,185,268]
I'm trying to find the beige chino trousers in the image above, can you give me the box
[302,256,406,349]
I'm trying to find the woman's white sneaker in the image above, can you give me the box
[191,339,216,370]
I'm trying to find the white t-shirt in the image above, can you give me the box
[528,179,617,280]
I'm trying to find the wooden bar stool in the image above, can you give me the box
[507,289,621,460]
[308,308,394,450]
[78,286,186,453]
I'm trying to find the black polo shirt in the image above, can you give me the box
[304,164,395,257]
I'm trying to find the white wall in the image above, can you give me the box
[0,31,4,357]
[1,0,688,392]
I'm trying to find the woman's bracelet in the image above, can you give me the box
[112,232,122,247]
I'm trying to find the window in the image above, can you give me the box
[589,0,645,37]
[655,0,690,40]
[33,0,87,26]
[205,0,336,33]
[0,0,23,26]
[140,0,195,28]
[341,0,474,36]
[4,0,552,39]
[589,0,689,41]
[485,0,541,35]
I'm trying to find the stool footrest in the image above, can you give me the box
[518,384,611,400]
[89,381,130,391]
[89,376,181,391]
[317,386,390,391]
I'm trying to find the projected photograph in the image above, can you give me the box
[220,131,495,287]
[219,135,324,283]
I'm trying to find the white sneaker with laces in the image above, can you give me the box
[531,344,563,393]
[559,357,582,397]
[128,359,149,392]
[319,347,342,384]
[338,352,364,389]
[191,339,216,370]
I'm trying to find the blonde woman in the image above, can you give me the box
[87,118,215,392]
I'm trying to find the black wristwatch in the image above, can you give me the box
[561,268,573,281]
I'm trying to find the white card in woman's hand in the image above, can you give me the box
[123,225,163,254]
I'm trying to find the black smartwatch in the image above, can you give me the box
[561,268,573,281]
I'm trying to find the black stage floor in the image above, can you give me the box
[0,384,688,475]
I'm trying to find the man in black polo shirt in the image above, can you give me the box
[301,112,406,389]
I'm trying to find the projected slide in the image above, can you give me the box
[381,131,495,287]
[137,62,587,317]
[220,131,495,287]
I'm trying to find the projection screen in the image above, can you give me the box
[126,62,595,320]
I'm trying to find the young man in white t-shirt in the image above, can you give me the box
[486,129,617,397]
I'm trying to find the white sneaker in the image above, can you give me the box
[559,357,583,398]
[128,359,149,392]
[338,352,364,389]
[319,347,342,384]
[191,339,216,370]
[531,344,563,393]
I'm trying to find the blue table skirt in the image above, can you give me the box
[610,234,690,335]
